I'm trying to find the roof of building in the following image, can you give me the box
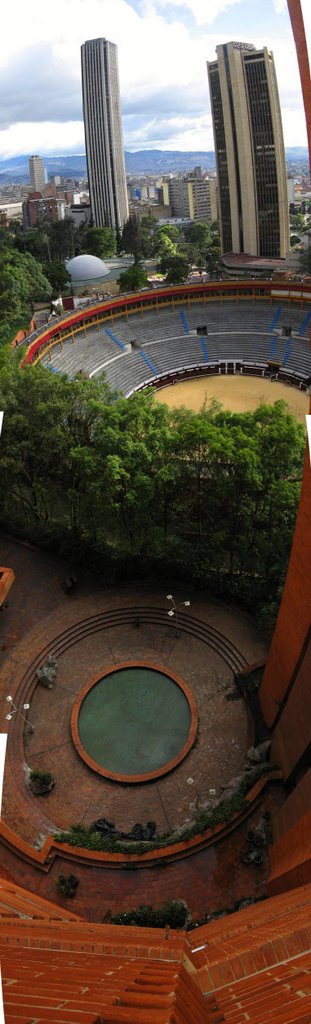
[221,252,286,270]
[65,254,109,282]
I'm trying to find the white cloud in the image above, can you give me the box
[156,0,247,27]
[273,0,286,12]
[0,0,308,156]
[0,122,85,160]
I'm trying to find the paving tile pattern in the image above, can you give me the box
[0,537,279,921]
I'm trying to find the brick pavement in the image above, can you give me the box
[0,784,284,921]
[0,536,278,921]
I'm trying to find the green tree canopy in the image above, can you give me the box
[120,216,144,260]
[0,361,305,636]
[156,224,181,243]
[290,212,306,234]
[45,260,71,294]
[158,253,190,282]
[0,248,52,345]
[156,235,178,261]
[0,227,14,251]
[81,226,117,258]
[119,262,149,291]
[139,217,158,258]
[49,220,75,261]
[14,226,51,263]
[183,221,212,249]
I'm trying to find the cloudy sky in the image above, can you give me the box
[0,0,310,158]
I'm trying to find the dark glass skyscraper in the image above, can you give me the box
[207,43,289,257]
[81,38,129,232]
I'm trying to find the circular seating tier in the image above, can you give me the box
[36,297,311,393]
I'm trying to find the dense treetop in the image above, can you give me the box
[0,358,305,635]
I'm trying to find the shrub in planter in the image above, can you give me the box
[111,900,188,929]
[29,770,54,795]
[58,874,79,898]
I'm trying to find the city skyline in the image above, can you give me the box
[0,0,310,160]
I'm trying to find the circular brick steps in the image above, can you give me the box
[7,606,248,821]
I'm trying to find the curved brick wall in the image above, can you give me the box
[262,0,311,895]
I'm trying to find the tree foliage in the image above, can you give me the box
[119,263,149,291]
[0,360,305,633]
[120,216,144,260]
[119,216,222,274]
[290,212,306,234]
[46,260,71,294]
[158,253,190,282]
[80,226,116,258]
[0,248,52,346]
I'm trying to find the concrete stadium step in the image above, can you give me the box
[38,299,311,387]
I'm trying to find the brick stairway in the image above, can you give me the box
[186,883,311,993]
[1,877,311,1022]
[215,952,311,1024]
[0,877,81,921]
[0,882,212,1024]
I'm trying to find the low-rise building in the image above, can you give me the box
[22,193,65,229]
[65,203,92,227]
[0,202,23,224]
[164,176,218,223]
[221,252,286,278]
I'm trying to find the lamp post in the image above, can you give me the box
[166,594,190,636]
[5,695,34,733]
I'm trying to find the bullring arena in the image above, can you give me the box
[1,280,310,922]
[23,281,311,415]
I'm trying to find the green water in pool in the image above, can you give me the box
[78,667,191,775]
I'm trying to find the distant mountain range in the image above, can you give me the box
[125,150,217,173]
[0,147,309,184]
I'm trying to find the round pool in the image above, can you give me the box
[71,662,198,782]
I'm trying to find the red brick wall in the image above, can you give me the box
[268,808,311,896]
[269,772,311,896]
[0,567,15,607]
[271,634,311,778]
[272,769,311,843]
[259,439,311,727]
[260,0,311,729]
[264,0,311,897]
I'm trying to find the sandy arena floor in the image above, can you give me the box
[155,375,308,421]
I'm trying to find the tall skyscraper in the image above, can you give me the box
[81,38,129,233]
[28,155,46,194]
[207,42,289,258]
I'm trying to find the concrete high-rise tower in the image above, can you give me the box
[81,37,129,232]
[207,42,289,258]
[29,155,46,194]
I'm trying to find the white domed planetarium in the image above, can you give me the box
[65,254,110,291]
